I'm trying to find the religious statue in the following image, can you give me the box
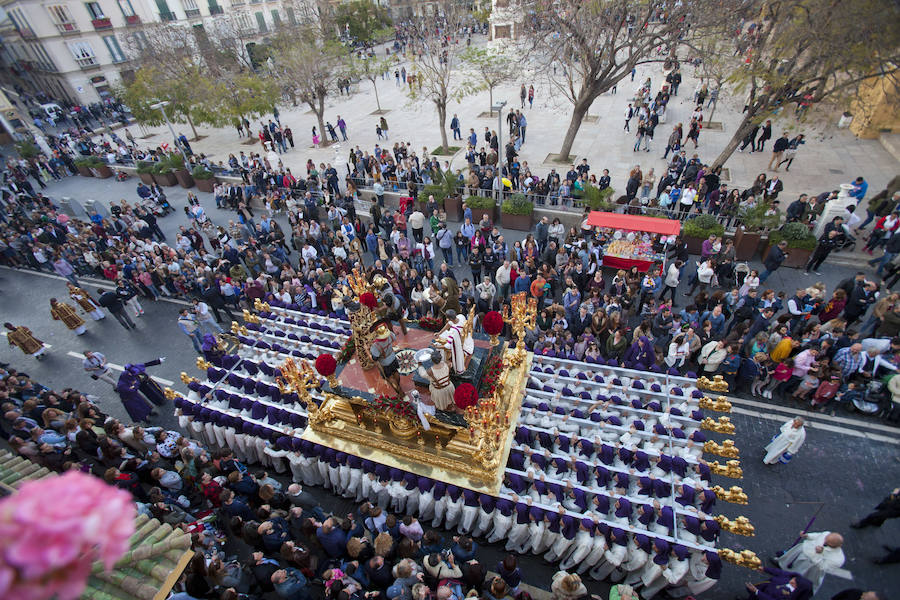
[437,277,461,317]
[417,349,456,412]
[369,322,403,395]
[435,310,474,374]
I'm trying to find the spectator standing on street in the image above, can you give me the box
[97,287,136,330]
[759,241,788,283]
[82,350,117,386]
[178,309,203,353]
[768,132,790,171]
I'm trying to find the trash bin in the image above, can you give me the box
[837,112,853,128]
[58,196,75,216]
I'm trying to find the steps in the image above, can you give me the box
[879,132,900,164]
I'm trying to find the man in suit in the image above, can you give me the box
[96,288,136,330]
[745,567,813,600]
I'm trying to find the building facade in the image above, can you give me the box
[0,0,313,104]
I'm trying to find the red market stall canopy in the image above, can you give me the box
[586,212,681,236]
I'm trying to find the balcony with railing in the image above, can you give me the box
[75,56,99,69]
[55,21,80,34]
[160,11,177,21]
[18,27,36,40]
[91,17,113,29]
[185,8,201,17]
[230,0,245,6]
[125,15,141,25]
[209,3,223,14]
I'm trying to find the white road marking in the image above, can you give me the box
[726,394,900,435]
[0,266,191,306]
[66,351,174,386]
[730,406,900,445]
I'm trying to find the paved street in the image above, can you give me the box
[1,173,899,598]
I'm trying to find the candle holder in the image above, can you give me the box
[502,292,536,363]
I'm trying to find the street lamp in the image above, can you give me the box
[149,100,188,168]
[492,100,507,201]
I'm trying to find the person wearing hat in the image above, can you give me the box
[369,322,403,396]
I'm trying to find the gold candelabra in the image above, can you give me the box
[712,485,749,504]
[242,309,260,325]
[715,515,756,536]
[699,395,733,412]
[230,321,249,336]
[164,387,176,401]
[697,375,730,392]
[719,548,761,569]
[180,372,197,386]
[502,292,536,365]
[278,357,331,425]
[701,416,736,434]
[708,459,743,478]
[703,439,741,458]
[464,391,510,468]
[253,299,273,313]
[196,357,212,371]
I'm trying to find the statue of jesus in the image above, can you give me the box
[436,310,474,374]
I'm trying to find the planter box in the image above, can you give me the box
[468,205,497,225]
[91,164,113,178]
[153,171,178,187]
[138,172,154,185]
[684,235,706,255]
[762,243,813,269]
[195,177,216,193]
[733,229,763,260]
[501,212,533,231]
[76,165,93,177]
[175,169,195,189]
[444,195,461,222]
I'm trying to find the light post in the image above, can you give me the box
[492,100,506,203]
[149,100,188,168]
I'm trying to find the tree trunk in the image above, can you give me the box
[707,99,718,124]
[488,86,493,115]
[186,113,199,140]
[315,94,327,147]
[711,113,756,170]
[437,101,449,153]
[558,95,592,161]
[371,78,381,111]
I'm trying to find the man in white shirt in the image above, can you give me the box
[408,209,426,243]
[192,299,223,334]
[775,531,845,593]
[82,350,116,386]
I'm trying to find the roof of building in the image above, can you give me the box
[0,450,193,600]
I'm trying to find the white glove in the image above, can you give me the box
[159,356,167,363]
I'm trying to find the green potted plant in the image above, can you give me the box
[734,201,782,260]
[169,154,194,189]
[764,222,817,268]
[581,184,617,212]
[681,214,726,254]
[192,165,217,193]
[136,160,155,185]
[463,195,496,224]
[500,193,534,230]
[151,160,178,187]
[73,157,94,177]
[421,169,460,219]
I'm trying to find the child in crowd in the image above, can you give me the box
[751,354,774,398]
[811,372,841,410]
[768,358,794,399]
[791,364,822,402]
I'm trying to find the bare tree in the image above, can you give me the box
[460,46,514,115]
[349,53,397,112]
[405,1,477,153]
[527,0,704,161]
[269,26,349,146]
[704,0,900,169]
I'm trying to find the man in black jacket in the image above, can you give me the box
[201,280,235,323]
[869,230,900,276]
[769,132,790,171]
[805,230,841,275]
[96,287,136,330]
[759,241,788,283]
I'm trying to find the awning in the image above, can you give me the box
[586,211,681,236]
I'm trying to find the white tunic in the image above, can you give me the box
[775,531,845,593]
[764,421,806,464]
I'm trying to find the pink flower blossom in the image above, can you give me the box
[0,471,135,600]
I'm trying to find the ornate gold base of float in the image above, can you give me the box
[297,348,531,494]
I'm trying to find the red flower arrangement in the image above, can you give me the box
[315,353,337,377]
[372,394,416,420]
[359,292,377,309]
[454,383,478,409]
[336,336,355,363]
[478,353,505,398]
[482,311,504,336]
[418,315,445,331]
